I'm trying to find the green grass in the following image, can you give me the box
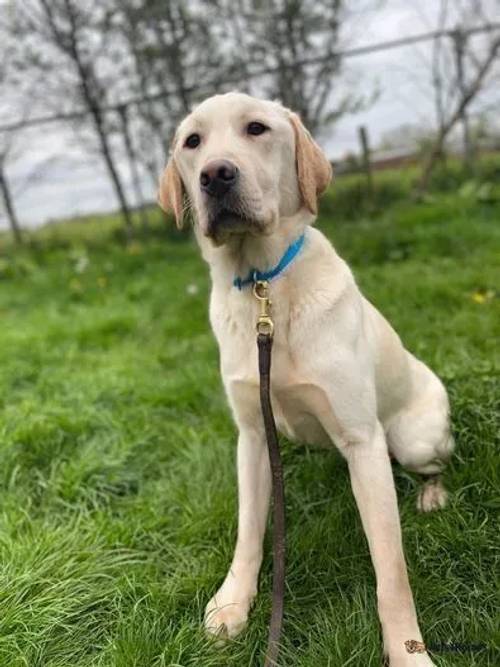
[0,177,499,666]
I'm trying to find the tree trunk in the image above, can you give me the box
[117,105,150,231]
[46,0,134,240]
[88,105,134,241]
[0,164,23,243]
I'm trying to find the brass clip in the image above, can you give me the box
[253,280,274,337]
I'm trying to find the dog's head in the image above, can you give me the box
[158,92,331,244]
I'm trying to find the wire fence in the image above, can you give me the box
[1,21,500,232]
[1,23,499,135]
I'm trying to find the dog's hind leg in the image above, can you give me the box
[386,360,455,512]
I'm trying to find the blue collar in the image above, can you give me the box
[233,233,306,290]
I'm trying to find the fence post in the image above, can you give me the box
[358,125,373,197]
[451,26,473,171]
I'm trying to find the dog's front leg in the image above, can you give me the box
[205,424,271,638]
[346,422,435,667]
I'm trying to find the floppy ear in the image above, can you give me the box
[289,113,332,215]
[158,157,185,229]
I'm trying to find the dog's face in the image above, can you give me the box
[158,92,331,244]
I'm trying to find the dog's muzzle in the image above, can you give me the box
[200,159,250,239]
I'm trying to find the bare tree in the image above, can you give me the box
[6,0,134,238]
[414,0,500,185]
[1,0,382,233]
[112,0,373,157]
[0,38,24,242]
[219,0,368,136]
[428,0,451,164]
[108,0,233,187]
[419,29,500,191]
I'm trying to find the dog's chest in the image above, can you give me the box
[272,380,335,448]
[210,282,343,448]
[215,323,337,449]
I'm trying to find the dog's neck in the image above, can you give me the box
[195,209,315,289]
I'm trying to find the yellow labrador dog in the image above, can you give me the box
[159,92,454,666]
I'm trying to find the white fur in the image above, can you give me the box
[166,92,454,666]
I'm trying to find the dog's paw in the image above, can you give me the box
[204,589,253,639]
[417,477,448,512]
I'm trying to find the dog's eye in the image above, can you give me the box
[184,133,201,149]
[247,121,269,136]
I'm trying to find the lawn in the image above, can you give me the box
[0,175,499,666]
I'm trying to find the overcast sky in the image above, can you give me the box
[1,0,499,230]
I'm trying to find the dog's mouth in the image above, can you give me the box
[213,209,248,228]
[206,208,261,242]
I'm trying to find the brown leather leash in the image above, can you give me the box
[254,281,285,667]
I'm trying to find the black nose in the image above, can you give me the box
[200,159,239,197]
